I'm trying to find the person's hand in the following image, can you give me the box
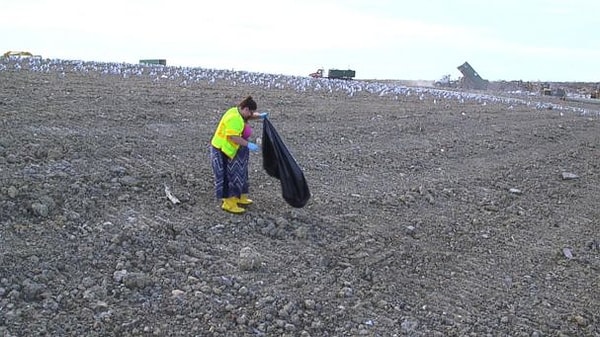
[258,112,269,119]
[247,142,260,152]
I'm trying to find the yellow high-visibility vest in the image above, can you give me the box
[211,107,244,159]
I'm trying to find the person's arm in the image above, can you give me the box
[229,135,260,152]
[249,112,269,120]
[229,135,249,146]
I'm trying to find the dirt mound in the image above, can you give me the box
[1,59,599,336]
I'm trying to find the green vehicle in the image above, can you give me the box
[139,59,167,66]
[309,68,356,80]
[327,69,356,80]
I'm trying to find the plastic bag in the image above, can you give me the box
[262,119,310,208]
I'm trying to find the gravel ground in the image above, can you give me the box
[1,58,599,336]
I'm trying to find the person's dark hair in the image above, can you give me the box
[239,96,257,111]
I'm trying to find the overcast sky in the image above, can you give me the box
[2,0,598,81]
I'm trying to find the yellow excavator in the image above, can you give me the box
[2,51,34,58]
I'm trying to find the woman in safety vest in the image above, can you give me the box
[210,96,268,213]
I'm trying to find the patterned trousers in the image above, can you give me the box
[210,146,249,199]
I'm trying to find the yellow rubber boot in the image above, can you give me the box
[237,194,253,206]
[221,197,245,214]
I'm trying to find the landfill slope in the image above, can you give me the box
[1,60,599,336]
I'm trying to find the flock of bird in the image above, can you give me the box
[1,57,598,116]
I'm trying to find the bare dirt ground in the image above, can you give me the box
[1,58,599,337]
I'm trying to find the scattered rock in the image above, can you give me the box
[7,186,18,198]
[6,153,18,163]
[238,247,262,271]
[401,318,419,333]
[21,279,46,301]
[509,188,522,194]
[562,247,573,259]
[113,270,128,283]
[31,202,49,217]
[171,289,185,298]
[119,175,141,186]
[122,272,152,289]
[561,172,579,180]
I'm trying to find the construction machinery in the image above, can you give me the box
[309,68,355,80]
[457,62,489,90]
[541,83,552,96]
[3,51,34,58]
[309,69,324,78]
[139,59,166,66]
[434,74,459,88]
[591,84,600,99]
[540,82,566,99]
[554,88,566,100]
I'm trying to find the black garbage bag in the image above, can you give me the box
[262,118,310,208]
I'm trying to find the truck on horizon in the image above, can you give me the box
[309,68,356,80]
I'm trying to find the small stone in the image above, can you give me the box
[31,202,49,217]
[401,318,419,333]
[7,186,18,198]
[509,188,522,194]
[117,194,130,202]
[215,276,232,287]
[573,315,586,326]
[275,217,289,227]
[238,247,262,271]
[561,172,579,180]
[236,314,248,325]
[6,154,18,163]
[123,272,152,289]
[337,287,353,298]
[113,270,127,282]
[304,299,316,310]
[22,279,46,301]
[119,175,140,186]
[171,289,185,298]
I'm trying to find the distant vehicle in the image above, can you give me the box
[541,83,552,96]
[591,84,600,99]
[3,51,35,58]
[139,59,166,66]
[434,74,459,88]
[309,69,324,78]
[541,82,566,99]
[457,62,489,90]
[309,68,355,80]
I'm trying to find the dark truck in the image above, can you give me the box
[139,59,167,66]
[327,69,355,80]
[309,68,356,80]
[457,62,488,90]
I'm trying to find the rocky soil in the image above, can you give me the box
[1,58,599,336]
